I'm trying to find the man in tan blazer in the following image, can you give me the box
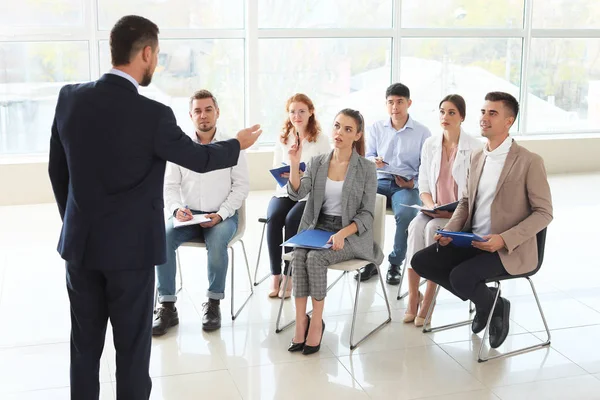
[412,92,553,349]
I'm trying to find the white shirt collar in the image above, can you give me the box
[192,128,222,144]
[108,68,139,90]
[484,135,513,157]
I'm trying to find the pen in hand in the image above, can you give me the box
[182,205,189,217]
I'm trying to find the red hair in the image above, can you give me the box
[280,93,321,144]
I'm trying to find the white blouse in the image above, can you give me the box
[272,131,331,198]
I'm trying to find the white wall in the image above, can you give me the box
[1,135,599,206]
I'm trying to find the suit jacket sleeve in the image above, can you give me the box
[48,91,69,221]
[418,138,432,196]
[154,107,240,173]
[287,157,314,200]
[500,155,553,253]
[351,161,377,236]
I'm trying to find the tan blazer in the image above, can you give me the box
[444,140,553,275]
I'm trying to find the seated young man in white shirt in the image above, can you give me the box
[153,90,249,335]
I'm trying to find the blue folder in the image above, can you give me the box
[270,162,307,187]
[436,230,487,248]
[281,229,333,250]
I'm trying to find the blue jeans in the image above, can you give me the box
[156,211,238,302]
[377,179,421,266]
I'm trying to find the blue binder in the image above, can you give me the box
[281,229,333,250]
[270,162,307,187]
[436,230,486,248]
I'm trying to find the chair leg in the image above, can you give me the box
[477,278,551,363]
[422,285,474,333]
[275,267,294,333]
[253,223,270,286]
[275,269,347,334]
[230,240,254,321]
[350,264,392,350]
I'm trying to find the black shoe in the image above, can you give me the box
[202,299,221,332]
[386,264,401,285]
[472,287,500,334]
[489,297,511,349]
[152,306,179,336]
[288,315,311,352]
[302,320,325,355]
[354,263,378,282]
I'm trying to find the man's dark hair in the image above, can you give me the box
[386,83,410,99]
[110,15,159,66]
[485,91,519,119]
[189,90,219,110]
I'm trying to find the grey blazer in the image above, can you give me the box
[287,149,384,266]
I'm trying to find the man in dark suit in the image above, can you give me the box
[48,15,261,400]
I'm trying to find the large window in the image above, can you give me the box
[1,0,599,155]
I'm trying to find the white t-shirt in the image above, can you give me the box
[472,136,513,236]
[322,178,344,217]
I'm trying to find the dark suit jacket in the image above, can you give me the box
[49,73,241,271]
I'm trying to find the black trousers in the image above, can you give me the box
[266,196,306,275]
[66,262,154,400]
[411,243,507,313]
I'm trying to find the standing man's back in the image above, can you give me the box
[48,15,261,400]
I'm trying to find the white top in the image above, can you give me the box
[107,68,139,90]
[322,178,344,217]
[418,128,484,202]
[472,136,513,236]
[164,129,250,221]
[272,132,331,198]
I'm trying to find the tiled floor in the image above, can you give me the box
[1,173,600,399]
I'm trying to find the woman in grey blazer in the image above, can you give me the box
[286,109,384,355]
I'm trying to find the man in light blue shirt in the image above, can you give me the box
[357,83,431,284]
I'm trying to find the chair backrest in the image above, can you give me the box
[235,200,246,238]
[535,227,547,270]
[373,194,387,249]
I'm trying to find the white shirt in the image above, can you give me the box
[322,178,344,217]
[472,136,513,236]
[107,68,139,90]
[272,132,331,198]
[164,129,249,221]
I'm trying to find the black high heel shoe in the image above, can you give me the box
[288,315,311,352]
[302,320,325,355]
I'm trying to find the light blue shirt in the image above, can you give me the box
[365,115,431,187]
[108,68,139,91]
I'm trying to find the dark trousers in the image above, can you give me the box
[266,196,306,275]
[66,262,154,400]
[411,244,507,313]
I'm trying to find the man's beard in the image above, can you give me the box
[140,66,153,87]
[198,123,215,133]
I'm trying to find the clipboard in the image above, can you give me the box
[281,229,333,250]
[436,230,487,247]
[270,162,307,187]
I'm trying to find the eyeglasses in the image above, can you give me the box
[289,109,309,116]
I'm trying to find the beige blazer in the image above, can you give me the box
[444,140,553,275]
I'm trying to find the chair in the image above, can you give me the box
[421,228,550,362]
[275,194,392,350]
[153,201,254,320]
[252,216,270,286]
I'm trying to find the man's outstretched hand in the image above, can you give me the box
[236,124,262,150]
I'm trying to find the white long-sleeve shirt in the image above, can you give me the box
[272,131,331,198]
[164,129,249,220]
[472,136,513,236]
